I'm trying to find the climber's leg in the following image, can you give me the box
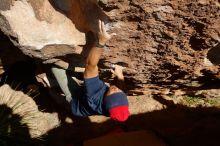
[51,66,80,103]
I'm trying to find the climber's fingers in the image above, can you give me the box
[101,21,106,33]
[99,20,103,34]
[97,20,116,43]
[110,69,115,74]
[110,33,117,37]
[111,64,126,70]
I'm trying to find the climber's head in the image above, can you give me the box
[104,85,130,122]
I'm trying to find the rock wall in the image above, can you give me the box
[0,0,86,59]
[99,0,220,92]
[0,0,220,93]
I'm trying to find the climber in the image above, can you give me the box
[51,20,130,122]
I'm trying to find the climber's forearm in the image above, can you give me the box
[84,20,115,79]
[84,46,103,78]
[116,73,124,81]
[114,76,126,91]
[86,45,103,68]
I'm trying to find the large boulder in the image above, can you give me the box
[0,0,105,59]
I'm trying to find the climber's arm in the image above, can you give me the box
[84,45,104,79]
[84,20,116,79]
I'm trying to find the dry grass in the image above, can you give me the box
[0,84,48,138]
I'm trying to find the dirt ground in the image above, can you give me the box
[25,90,220,146]
[43,92,220,146]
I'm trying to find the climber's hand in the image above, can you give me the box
[111,64,125,80]
[97,20,116,45]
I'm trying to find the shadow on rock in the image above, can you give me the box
[207,43,220,65]
[0,30,29,71]
[0,104,40,146]
[0,60,58,113]
[45,95,220,146]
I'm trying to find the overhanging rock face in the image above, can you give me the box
[0,0,220,93]
[0,0,106,59]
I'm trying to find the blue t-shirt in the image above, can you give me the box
[71,76,109,117]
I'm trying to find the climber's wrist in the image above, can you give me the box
[117,74,124,81]
[98,38,108,46]
[95,40,106,48]
[96,43,105,48]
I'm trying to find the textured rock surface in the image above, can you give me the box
[99,0,220,92]
[0,0,220,93]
